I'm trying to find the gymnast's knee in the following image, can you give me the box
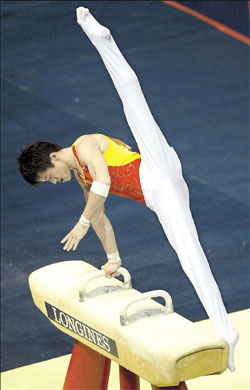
[120,68,139,87]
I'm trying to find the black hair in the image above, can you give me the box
[17,141,62,185]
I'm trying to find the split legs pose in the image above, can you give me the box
[76,7,238,371]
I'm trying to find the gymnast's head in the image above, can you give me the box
[17,141,72,185]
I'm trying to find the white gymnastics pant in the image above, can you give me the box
[76,8,238,370]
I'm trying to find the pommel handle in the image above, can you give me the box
[120,290,173,326]
[79,267,132,302]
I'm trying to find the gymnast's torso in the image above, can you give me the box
[72,134,145,205]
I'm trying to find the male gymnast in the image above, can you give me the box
[17,6,238,371]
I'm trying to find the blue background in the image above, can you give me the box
[1,1,249,370]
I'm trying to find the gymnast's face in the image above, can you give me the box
[37,154,72,184]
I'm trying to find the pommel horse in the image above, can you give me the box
[29,261,229,389]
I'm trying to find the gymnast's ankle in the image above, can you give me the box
[227,330,239,372]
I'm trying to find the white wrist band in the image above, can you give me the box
[90,180,110,197]
[107,252,121,264]
[79,214,90,227]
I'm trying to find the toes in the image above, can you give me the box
[76,7,89,23]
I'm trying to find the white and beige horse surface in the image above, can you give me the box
[29,260,228,387]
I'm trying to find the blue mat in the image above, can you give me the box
[1,1,249,370]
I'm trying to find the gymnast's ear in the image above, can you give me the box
[49,152,58,161]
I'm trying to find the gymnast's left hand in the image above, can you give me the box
[61,223,89,251]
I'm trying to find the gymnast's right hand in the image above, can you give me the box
[101,261,121,279]
[61,222,89,251]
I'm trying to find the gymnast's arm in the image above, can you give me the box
[78,136,112,220]
[61,137,121,276]
[79,176,118,254]
[61,137,111,251]
[75,172,122,277]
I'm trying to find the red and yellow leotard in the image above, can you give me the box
[72,135,145,205]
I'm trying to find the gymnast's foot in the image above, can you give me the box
[76,7,111,39]
[226,329,239,372]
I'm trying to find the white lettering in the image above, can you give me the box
[46,304,117,357]
[96,332,104,348]
[102,336,111,352]
[51,306,61,324]
[87,328,96,344]
[75,321,84,336]
[59,312,69,327]
[67,316,77,333]
[81,324,89,339]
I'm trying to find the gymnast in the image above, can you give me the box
[17,6,238,371]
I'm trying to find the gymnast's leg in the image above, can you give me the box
[76,7,181,187]
[76,7,238,371]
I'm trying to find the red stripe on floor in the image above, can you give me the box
[162,1,250,45]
